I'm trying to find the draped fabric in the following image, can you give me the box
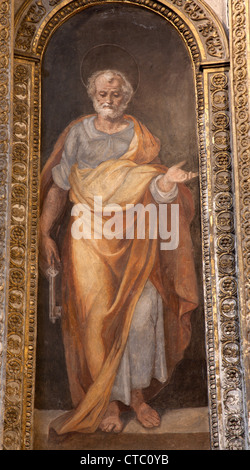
[39,115,198,434]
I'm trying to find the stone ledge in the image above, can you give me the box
[34,406,209,436]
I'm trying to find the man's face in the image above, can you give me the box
[93,74,127,119]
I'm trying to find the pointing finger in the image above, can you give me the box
[189,171,199,179]
[174,160,186,169]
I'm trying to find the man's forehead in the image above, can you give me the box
[95,73,124,89]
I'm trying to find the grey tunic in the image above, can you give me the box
[52,116,178,405]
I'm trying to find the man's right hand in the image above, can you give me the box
[39,234,61,274]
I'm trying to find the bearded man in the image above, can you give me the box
[39,69,198,436]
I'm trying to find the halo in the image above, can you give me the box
[80,44,140,93]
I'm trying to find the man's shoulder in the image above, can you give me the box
[68,115,94,130]
[64,115,95,139]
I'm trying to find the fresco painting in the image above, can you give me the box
[35,4,207,449]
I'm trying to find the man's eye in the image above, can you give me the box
[99,92,106,97]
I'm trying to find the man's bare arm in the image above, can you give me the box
[39,183,68,271]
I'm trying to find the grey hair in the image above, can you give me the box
[87,69,134,105]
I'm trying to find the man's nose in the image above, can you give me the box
[106,93,113,103]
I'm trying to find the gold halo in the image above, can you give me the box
[80,44,140,93]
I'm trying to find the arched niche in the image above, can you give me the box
[2,0,249,451]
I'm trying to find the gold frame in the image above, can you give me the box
[0,0,249,450]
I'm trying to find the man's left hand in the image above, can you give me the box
[157,160,198,193]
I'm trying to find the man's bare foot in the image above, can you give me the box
[131,389,161,428]
[99,401,123,433]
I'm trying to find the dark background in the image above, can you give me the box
[35,4,207,411]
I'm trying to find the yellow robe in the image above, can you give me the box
[40,115,198,434]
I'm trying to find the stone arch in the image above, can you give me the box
[14,0,229,63]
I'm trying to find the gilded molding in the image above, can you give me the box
[230,0,250,443]
[13,0,229,62]
[209,70,247,449]
[0,0,13,450]
[3,60,31,450]
[2,57,40,450]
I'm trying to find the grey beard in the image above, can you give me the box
[93,98,128,119]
